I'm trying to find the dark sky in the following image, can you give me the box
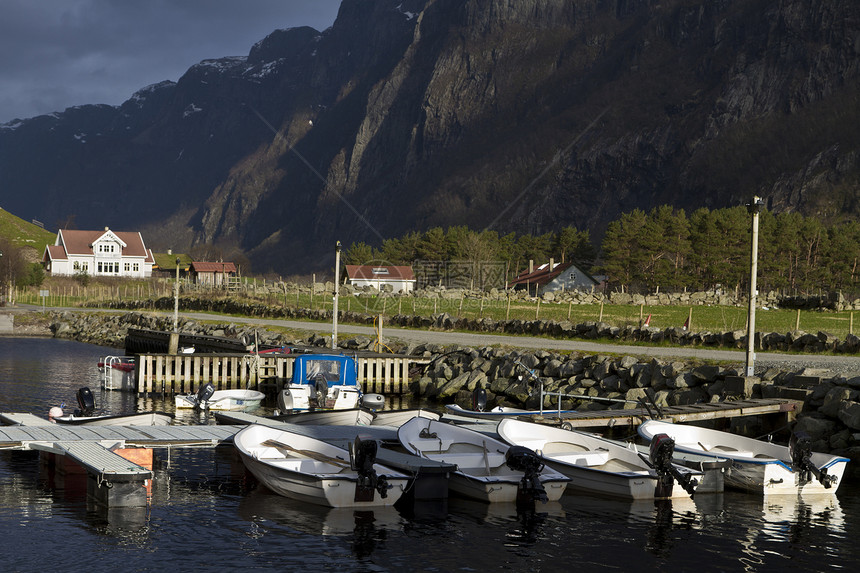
[0,0,342,124]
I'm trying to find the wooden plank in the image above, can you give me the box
[383,358,392,394]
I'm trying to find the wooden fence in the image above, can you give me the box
[135,353,429,396]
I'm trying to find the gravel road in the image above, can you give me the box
[177,311,860,377]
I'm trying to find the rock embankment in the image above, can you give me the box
[32,309,860,463]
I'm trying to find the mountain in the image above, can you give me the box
[1,0,858,275]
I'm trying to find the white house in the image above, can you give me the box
[345,265,416,293]
[42,228,155,278]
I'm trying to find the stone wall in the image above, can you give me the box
[89,295,860,355]
[41,309,860,462]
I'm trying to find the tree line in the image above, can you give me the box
[343,206,860,295]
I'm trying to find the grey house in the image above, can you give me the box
[508,260,598,296]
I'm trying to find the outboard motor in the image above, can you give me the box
[75,387,95,417]
[350,436,391,502]
[505,445,548,503]
[277,389,294,414]
[647,433,698,498]
[314,375,329,409]
[472,387,488,412]
[790,431,836,488]
[195,383,216,408]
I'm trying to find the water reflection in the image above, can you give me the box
[236,487,404,560]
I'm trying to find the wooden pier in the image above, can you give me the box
[0,417,452,510]
[134,352,429,395]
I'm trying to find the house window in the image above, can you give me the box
[81,263,88,272]
[133,263,139,272]
[73,261,80,270]
[124,263,131,272]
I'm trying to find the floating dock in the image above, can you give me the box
[0,415,453,509]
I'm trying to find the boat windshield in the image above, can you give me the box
[306,359,340,382]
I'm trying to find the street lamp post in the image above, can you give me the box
[332,241,341,349]
[745,196,765,376]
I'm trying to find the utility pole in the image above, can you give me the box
[745,196,765,376]
[332,241,341,349]
[173,256,181,332]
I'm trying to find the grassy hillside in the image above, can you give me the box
[0,206,55,260]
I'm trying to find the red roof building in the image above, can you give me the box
[190,261,238,286]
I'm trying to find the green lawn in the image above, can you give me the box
[16,281,857,341]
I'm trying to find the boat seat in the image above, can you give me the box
[709,445,754,457]
[543,450,610,467]
[541,441,588,455]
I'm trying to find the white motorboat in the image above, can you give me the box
[397,417,569,504]
[277,354,383,412]
[51,411,174,426]
[444,404,577,419]
[497,419,702,500]
[637,420,849,495]
[49,387,173,426]
[233,424,409,508]
[175,383,265,411]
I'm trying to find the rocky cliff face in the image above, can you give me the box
[1,0,858,274]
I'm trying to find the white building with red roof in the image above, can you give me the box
[42,227,155,278]
[345,265,416,293]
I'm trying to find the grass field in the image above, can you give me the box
[13,279,858,341]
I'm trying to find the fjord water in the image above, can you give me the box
[1,337,858,572]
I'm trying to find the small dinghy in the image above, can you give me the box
[497,419,702,500]
[175,383,265,411]
[370,409,440,427]
[638,420,849,495]
[269,408,375,426]
[397,417,569,504]
[234,424,409,508]
[49,387,174,426]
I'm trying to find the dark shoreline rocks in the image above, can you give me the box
[17,309,860,462]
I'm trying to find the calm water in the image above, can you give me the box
[1,336,858,572]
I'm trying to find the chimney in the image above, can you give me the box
[529,259,534,274]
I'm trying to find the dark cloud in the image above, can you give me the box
[0,0,341,123]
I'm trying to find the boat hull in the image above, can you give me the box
[398,417,569,504]
[497,419,699,500]
[175,389,265,411]
[271,408,374,426]
[444,404,576,419]
[234,425,409,508]
[638,420,849,495]
[53,412,174,426]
